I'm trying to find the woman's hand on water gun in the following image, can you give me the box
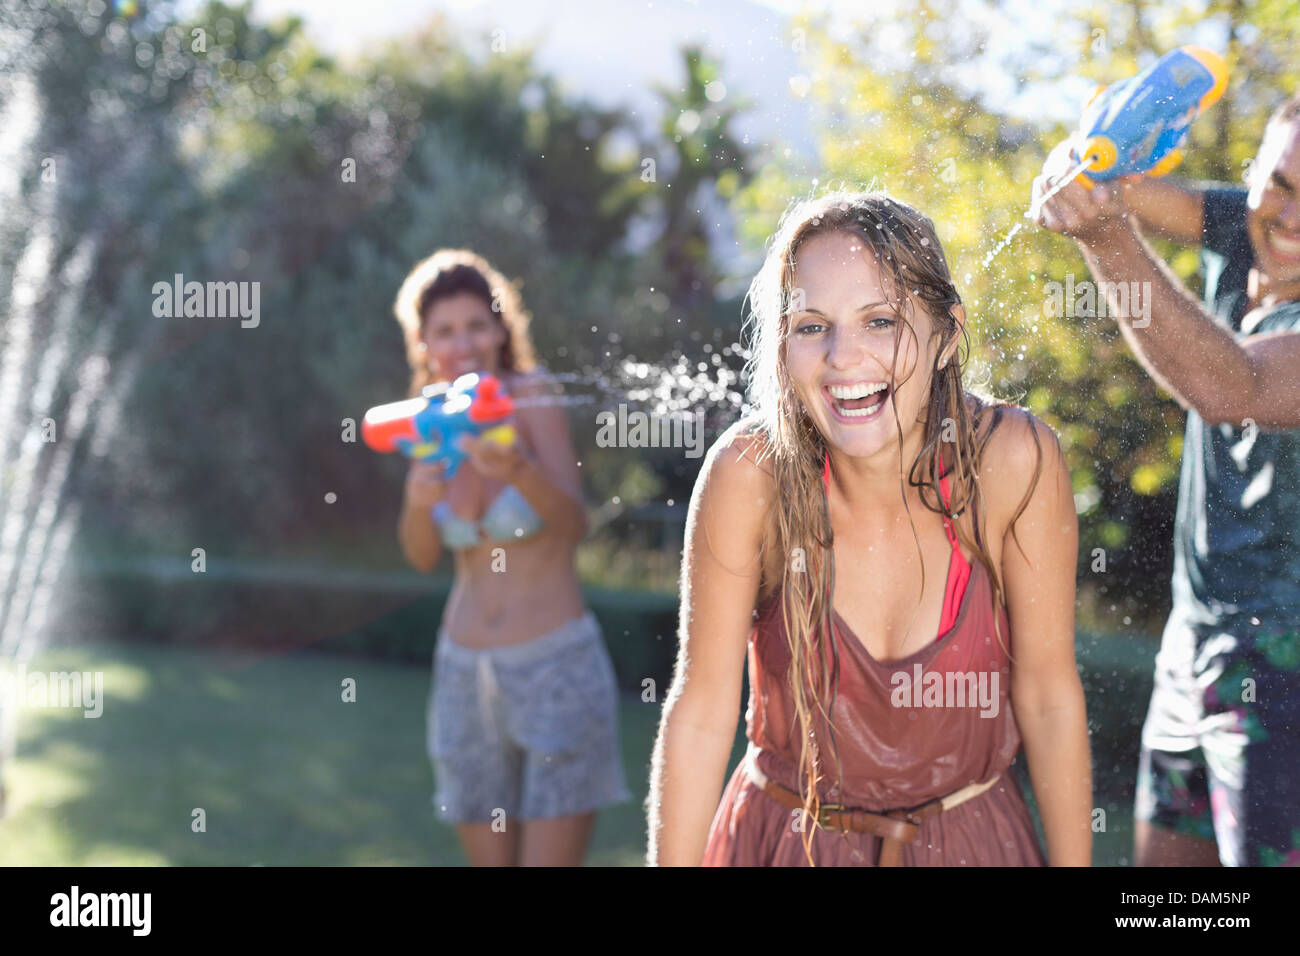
[403,460,449,510]
[458,433,528,482]
[1031,161,1140,248]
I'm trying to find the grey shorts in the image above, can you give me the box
[427,611,632,825]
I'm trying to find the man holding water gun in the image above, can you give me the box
[1033,68,1300,867]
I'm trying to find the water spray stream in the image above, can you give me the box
[504,356,748,420]
[979,154,1097,272]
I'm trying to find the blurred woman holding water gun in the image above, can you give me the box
[391,248,630,866]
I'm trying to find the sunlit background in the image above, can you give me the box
[0,0,1296,865]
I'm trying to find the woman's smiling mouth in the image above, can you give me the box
[824,380,891,421]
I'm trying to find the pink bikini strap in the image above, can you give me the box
[937,460,960,552]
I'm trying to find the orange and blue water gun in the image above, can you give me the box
[362,372,517,477]
[1061,45,1229,186]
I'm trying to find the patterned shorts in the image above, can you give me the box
[427,611,632,825]
[1136,620,1300,866]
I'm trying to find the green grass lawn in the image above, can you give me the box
[0,639,666,865]
[0,633,1151,865]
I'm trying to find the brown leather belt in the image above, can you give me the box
[745,750,1002,866]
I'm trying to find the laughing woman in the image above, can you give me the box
[394,249,631,866]
[646,192,1092,866]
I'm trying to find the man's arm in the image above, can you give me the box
[1034,179,1300,429]
[1119,177,1205,245]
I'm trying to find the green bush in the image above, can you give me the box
[63,570,680,693]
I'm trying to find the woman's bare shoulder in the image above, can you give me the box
[969,398,1066,527]
[502,366,560,399]
[687,417,779,551]
[700,416,778,493]
[689,418,785,596]
[498,367,577,462]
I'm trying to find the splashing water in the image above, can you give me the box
[1024,154,1098,221]
[524,159,1102,422]
[979,220,1026,271]
[0,72,157,813]
[508,353,749,428]
[979,154,1097,272]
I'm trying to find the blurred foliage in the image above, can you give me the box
[2,0,1296,647]
[651,45,755,313]
[0,0,750,609]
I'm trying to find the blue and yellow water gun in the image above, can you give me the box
[1064,45,1228,186]
[362,372,517,477]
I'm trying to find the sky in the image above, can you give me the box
[167,0,1234,119]
[179,0,819,154]
[168,0,1204,145]
[166,0,1233,162]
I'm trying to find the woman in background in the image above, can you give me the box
[393,248,630,866]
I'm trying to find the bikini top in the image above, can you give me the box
[432,484,544,550]
[822,450,972,635]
